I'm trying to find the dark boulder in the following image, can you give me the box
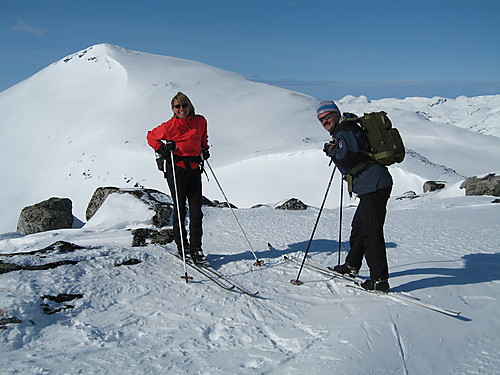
[423,181,446,193]
[460,173,500,196]
[17,197,73,235]
[131,228,175,247]
[202,196,237,208]
[275,198,308,210]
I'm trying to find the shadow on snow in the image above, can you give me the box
[208,240,499,293]
[391,252,500,292]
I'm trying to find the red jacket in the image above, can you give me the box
[147,115,209,169]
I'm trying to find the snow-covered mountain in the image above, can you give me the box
[0,44,499,374]
[0,43,498,234]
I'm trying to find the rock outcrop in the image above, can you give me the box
[275,198,308,210]
[86,187,173,227]
[17,197,74,235]
[460,173,500,196]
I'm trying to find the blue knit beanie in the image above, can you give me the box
[317,100,340,116]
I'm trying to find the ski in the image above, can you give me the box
[304,262,460,316]
[164,247,259,297]
[196,260,260,297]
[278,248,461,317]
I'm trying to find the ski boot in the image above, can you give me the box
[190,248,209,266]
[329,263,359,277]
[361,279,390,293]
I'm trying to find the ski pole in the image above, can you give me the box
[205,160,264,266]
[170,150,193,282]
[291,165,337,285]
[337,175,344,266]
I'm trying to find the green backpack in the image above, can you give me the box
[344,111,405,193]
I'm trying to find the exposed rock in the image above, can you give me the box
[0,259,79,275]
[40,293,83,315]
[395,191,419,200]
[42,241,84,253]
[0,241,84,258]
[17,197,74,235]
[132,228,175,247]
[86,187,173,227]
[251,204,266,208]
[275,198,308,210]
[202,196,237,208]
[460,173,500,196]
[150,229,175,245]
[0,261,22,274]
[41,293,84,303]
[423,181,446,193]
[0,316,22,329]
[131,228,153,247]
[115,259,142,267]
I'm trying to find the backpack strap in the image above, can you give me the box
[335,116,374,195]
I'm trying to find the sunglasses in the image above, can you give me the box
[174,103,189,109]
[318,112,335,123]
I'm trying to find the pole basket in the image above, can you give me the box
[181,274,194,283]
[253,260,265,266]
[290,279,303,286]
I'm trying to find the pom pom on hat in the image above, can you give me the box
[317,100,340,116]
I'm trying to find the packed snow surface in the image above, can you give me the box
[0,191,498,374]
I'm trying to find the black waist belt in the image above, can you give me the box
[173,154,202,169]
[173,155,201,163]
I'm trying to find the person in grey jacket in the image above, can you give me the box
[317,100,393,292]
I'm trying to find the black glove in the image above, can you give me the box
[201,148,210,160]
[323,141,337,156]
[158,141,176,157]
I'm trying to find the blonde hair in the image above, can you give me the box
[171,92,195,118]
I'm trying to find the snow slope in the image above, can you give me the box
[0,44,499,233]
[0,189,498,374]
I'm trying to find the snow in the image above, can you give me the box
[0,44,499,374]
[1,43,499,233]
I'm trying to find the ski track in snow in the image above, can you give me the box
[0,196,499,374]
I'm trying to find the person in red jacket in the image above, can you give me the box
[147,92,210,263]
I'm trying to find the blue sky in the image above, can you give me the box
[1,0,499,99]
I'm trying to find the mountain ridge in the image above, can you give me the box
[0,43,498,233]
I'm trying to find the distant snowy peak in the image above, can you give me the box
[329,94,499,138]
[54,44,121,69]
[419,96,500,137]
[59,44,106,64]
[44,44,240,94]
[338,95,371,105]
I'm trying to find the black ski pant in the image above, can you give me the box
[165,165,203,252]
[346,186,391,281]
